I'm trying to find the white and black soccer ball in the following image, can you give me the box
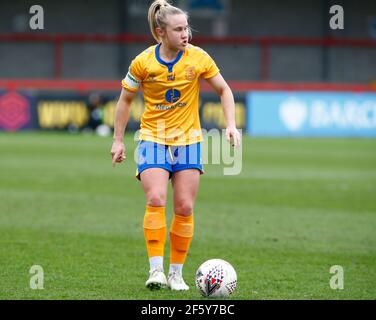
[195,259,237,298]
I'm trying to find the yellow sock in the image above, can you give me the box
[143,206,166,257]
[170,213,194,264]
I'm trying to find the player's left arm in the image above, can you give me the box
[205,73,241,148]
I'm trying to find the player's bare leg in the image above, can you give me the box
[168,169,200,290]
[140,168,170,290]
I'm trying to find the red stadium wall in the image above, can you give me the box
[0,79,375,94]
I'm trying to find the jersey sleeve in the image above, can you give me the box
[121,56,144,92]
[200,50,220,79]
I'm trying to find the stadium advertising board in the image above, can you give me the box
[247,91,376,137]
[0,91,246,132]
[199,93,246,130]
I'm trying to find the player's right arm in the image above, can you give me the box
[111,52,145,166]
[111,88,137,166]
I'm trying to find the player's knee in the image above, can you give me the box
[174,201,193,216]
[146,192,166,207]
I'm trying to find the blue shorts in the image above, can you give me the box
[136,140,203,180]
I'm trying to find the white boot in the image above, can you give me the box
[145,267,167,290]
[167,271,189,291]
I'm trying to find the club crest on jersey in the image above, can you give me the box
[185,66,196,81]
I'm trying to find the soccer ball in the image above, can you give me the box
[195,259,237,298]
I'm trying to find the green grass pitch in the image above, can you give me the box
[0,132,375,299]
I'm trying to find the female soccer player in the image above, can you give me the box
[111,0,240,291]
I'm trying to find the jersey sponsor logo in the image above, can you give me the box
[185,66,196,81]
[155,102,187,111]
[165,89,181,103]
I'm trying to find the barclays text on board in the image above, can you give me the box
[247,92,376,137]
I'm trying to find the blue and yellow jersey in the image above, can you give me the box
[121,43,220,146]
